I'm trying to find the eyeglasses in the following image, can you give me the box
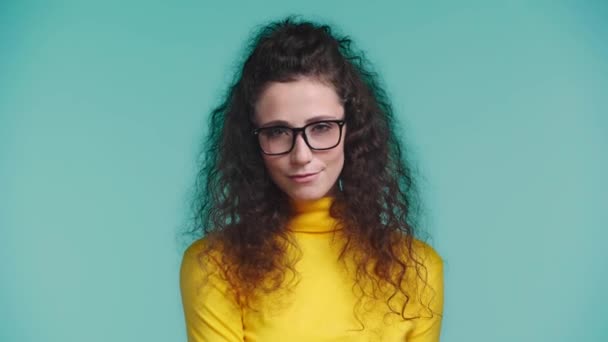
[252,120,346,155]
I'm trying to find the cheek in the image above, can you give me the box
[334,140,346,163]
[323,147,345,170]
[261,155,284,176]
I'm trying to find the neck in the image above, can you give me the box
[287,196,340,233]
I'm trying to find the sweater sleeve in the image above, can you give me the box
[407,241,444,342]
[179,239,244,342]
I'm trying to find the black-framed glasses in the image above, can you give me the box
[252,120,346,155]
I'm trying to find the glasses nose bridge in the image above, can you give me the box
[291,126,311,149]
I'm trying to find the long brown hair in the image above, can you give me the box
[188,16,432,321]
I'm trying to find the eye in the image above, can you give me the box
[310,122,333,132]
[262,127,290,138]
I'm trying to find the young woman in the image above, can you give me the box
[180,17,444,341]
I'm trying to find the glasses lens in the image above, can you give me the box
[258,127,293,154]
[305,121,341,149]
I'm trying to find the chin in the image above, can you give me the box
[286,188,330,202]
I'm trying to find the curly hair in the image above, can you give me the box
[188,16,431,321]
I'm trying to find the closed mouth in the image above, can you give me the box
[290,172,319,178]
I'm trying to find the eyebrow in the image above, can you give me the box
[258,115,341,128]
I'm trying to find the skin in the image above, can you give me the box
[254,76,346,202]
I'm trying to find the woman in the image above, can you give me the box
[180,17,443,341]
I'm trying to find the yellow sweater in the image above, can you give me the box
[180,196,444,341]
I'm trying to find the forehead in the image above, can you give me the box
[254,77,344,127]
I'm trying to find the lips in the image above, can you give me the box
[290,172,318,178]
[288,171,320,183]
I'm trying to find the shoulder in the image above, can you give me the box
[390,232,442,270]
[180,239,205,284]
[180,238,244,341]
[181,238,207,264]
[411,238,443,269]
[181,238,207,270]
[409,238,443,289]
[398,238,444,321]
[410,238,444,305]
[180,237,225,288]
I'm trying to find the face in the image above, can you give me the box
[254,76,346,202]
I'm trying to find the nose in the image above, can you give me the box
[290,131,313,165]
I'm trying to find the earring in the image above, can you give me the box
[338,178,343,192]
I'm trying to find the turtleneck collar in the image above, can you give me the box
[287,196,341,233]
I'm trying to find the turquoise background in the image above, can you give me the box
[1,1,606,341]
